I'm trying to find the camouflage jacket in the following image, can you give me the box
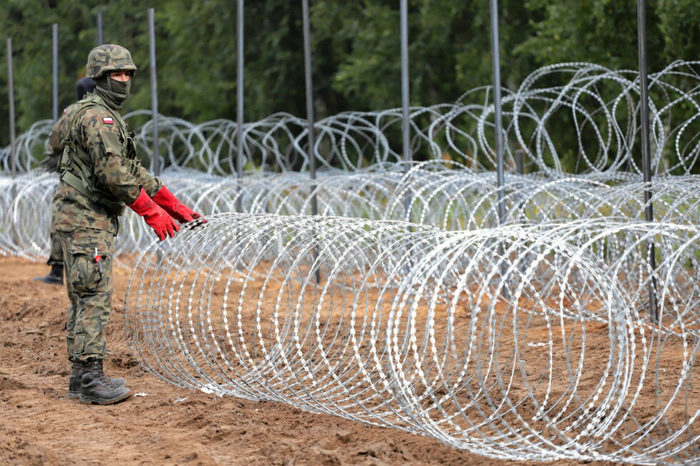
[42,102,81,172]
[52,92,161,234]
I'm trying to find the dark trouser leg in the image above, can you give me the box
[34,232,64,285]
[48,230,64,266]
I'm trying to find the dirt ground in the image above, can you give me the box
[0,255,616,466]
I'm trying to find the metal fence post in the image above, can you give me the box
[301,0,318,217]
[236,0,245,212]
[52,24,59,122]
[490,0,506,227]
[148,8,160,176]
[7,37,16,176]
[636,0,658,323]
[97,11,103,45]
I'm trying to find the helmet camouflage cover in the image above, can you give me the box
[85,44,137,79]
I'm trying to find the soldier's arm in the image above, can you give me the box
[47,119,64,155]
[41,118,65,172]
[48,104,77,155]
[43,109,75,171]
[133,163,162,197]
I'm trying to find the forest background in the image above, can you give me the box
[0,0,698,171]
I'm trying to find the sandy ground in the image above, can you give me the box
[0,255,613,466]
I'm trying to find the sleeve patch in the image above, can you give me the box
[103,117,114,124]
[101,130,122,155]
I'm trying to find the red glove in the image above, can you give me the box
[152,185,205,224]
[128,188,180,241]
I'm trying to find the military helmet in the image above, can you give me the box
[85,44,137,79]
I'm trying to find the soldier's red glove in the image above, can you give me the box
[152,185,205,225]
[128,188,179,241]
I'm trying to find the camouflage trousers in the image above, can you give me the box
[47,187,63,266]
[57,228,115,362]
[47,231,64,266]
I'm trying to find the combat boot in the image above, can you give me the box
[68,359,126,399]
[34,264,63,285]
[79,358,131,405]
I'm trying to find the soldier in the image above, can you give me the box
[53,44,204,405]
[34,77,96,286]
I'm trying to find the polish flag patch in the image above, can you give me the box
[102,117,114,124]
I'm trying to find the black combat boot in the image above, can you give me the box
[68,359,126,399]
[79,358,131,405]
[34,264,64,285]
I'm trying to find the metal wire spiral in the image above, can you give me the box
[2,167,698,262]
[2,62,698,176]
[124,214,698,463]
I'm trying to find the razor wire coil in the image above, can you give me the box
[3,168,698,261]
[124,214,698,463]
[2,62,698,176]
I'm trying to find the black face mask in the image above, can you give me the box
[95,74,132,110]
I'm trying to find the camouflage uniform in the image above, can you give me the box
[53,48,160,363]
[43,102,82,268]
[56,44,198,404]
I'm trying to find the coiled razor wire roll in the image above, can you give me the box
[124,213,698,463]
[507,61,700,176]
[3,167,698,262]
[2,62,698,176]
[1,171,57,259]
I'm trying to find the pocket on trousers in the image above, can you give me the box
[66,244,103,293]
[73,334,86,355]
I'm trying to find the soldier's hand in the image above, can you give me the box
[152,185,206,225]
[128,188,180,241]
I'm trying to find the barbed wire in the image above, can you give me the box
[124,214,698,463]
[2,167,698,261]
[1,61,698,176]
